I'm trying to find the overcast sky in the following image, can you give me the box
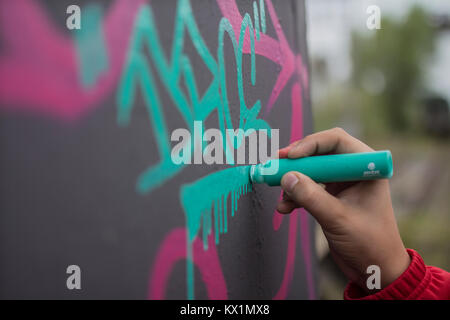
[306,0,450,99]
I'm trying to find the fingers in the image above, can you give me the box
[286,127,373,159]
[276,198,297,214]
[276,128,371,220]
[280,171,346,228]
[278,147,290,159]
[277,191,300,213]
[278,140,301,158]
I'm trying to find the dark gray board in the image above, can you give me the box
[0,0,316,299]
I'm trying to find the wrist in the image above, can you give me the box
[381,248,411,288]
[345,249,427,300]
[360,248,411,294]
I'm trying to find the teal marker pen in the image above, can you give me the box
[249,150,393,186]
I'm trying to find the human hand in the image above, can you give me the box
[277,128,410,291]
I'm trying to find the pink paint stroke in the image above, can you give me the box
[0,0,145,121]
[272,82,303,231]
[0,0,308,121]
[147,1,313,300]
[0,0,314,299]
[299,208,316,300]
[216,0,308,114]
[273,211,298,299]
[272,82,315,299]
[149,228,227,299]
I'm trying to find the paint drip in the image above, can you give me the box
[180,165,252,299]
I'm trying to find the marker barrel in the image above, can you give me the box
[251,150,393,186]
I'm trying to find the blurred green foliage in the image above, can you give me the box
[313,6,449,299]
[351,6,436,132]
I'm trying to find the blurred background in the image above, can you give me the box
[306,0,450,299]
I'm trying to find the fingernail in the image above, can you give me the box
[278,148,289,158]
[282,173,299,193]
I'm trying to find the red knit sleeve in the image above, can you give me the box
[344,249,450,300]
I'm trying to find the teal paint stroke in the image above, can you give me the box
[74,4,109,87]
[180,165,252,299]
[117,0,271,194]
[253,1,260,40]
[260,0,266,34]
[117,0,276,299]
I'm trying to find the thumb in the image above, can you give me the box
[281,171,345,228]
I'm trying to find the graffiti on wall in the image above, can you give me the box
[0,0,314,299]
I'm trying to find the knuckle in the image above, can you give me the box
[332,127,347,136]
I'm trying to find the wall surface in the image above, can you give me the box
[0,0,316,299]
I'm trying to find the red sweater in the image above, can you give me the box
[344,249,450,300]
